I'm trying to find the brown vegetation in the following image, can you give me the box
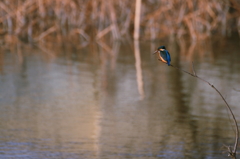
[0,0,240,43]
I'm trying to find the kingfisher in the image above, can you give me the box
[153,46,171,66]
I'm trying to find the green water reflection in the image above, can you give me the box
[0,37,240,159]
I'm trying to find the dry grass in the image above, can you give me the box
[0,0,240,43]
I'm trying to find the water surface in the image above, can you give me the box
[0,37,240,159]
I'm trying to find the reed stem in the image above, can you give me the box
[158,59,239,158]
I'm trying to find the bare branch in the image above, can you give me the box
[158,60,239,158]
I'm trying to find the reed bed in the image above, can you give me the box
[0,0,240,43]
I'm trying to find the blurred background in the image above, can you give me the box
[0,0,240,159]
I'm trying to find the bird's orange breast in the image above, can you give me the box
[158,53,167,63]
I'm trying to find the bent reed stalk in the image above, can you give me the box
[158,59,239,159]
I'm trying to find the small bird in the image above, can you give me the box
[153,46,171,66]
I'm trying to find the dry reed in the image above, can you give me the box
[0,0,240,43]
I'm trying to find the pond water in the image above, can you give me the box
[0,36,240,159]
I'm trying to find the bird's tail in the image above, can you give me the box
[167,61,170,66]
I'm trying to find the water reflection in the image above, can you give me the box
[134,40,144,99]
[0,36,239,158]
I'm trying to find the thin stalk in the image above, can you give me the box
[134,0,141,40]
[159,59,239,158]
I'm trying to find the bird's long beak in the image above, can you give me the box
[153,50,158,54]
